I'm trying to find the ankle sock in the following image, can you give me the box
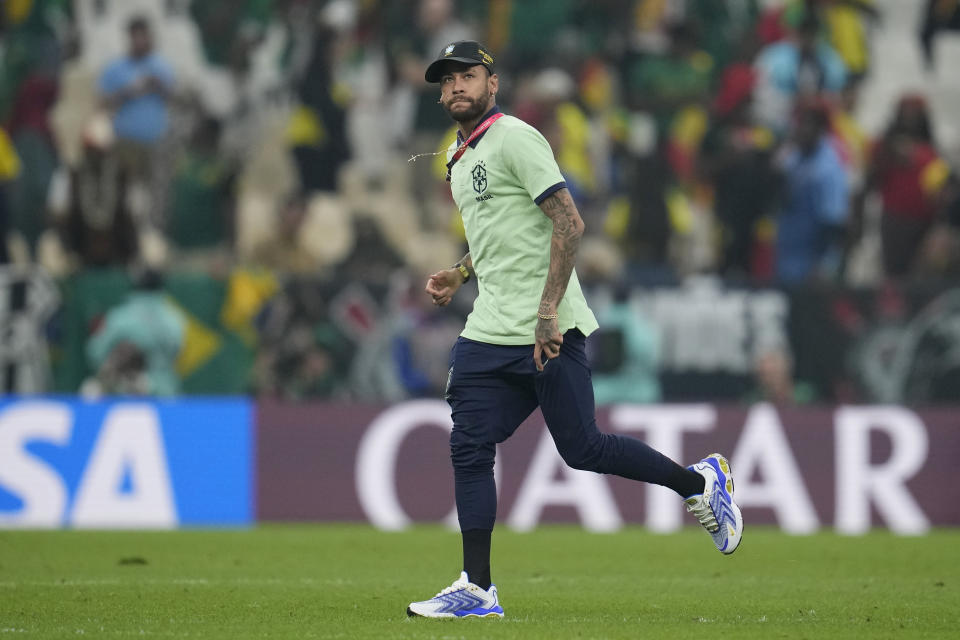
[671,465,706,499]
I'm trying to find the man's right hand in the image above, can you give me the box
[425,268,465,307]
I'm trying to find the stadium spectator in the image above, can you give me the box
[98,16,174,190]
[859,95,950,279]
[756,1,793,46]
[84,269,185,397]
[287,21,350,194]
[685,0,763,74]
[1,0,65,260]
[49,30,98,170]
[485,0,578,70]
[919,0,960,69]
[624,20,713,144]
[190,0,271,69]
[830,76,870,186]
[619,20,718,277]
[513,68,596,202]
[819,0,879,80]
[331,214,406,284]
[753,12,846,133]
[611,21,715,280]
[0,129,21,264]
[613,149,674,280]
[590,290,661,406]
[575,58,618,197]
[774,100,849,284]
[699,64,780,278]
[0,0,68,123]
[251,194,317,274]
[167,117,238,265]
[249,189,353,276]
[7,71,59,257]
[53,127,139,268]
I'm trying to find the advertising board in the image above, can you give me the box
[258,400,960,534]
[0,398,253,528]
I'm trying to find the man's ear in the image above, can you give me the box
[488,73,498,96]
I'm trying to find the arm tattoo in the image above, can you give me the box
[536,188,584,316]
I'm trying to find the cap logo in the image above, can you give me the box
[444,44,455,56]
[478,49,493,65]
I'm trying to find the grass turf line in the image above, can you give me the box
[0,525,958,639]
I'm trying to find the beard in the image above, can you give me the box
[443,93,491,123]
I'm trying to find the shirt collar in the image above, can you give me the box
[455,105,501,148]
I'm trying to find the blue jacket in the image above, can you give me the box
[776,138,849,283]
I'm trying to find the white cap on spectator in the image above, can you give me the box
[532,68,575,102]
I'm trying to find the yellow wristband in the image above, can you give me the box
[455,262,470,282]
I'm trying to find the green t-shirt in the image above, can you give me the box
[168,152,234,250]
[447,109,599,345]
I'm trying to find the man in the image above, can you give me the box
[753,13,846,133]
[407,41,744,620]
[98,16,174,180]
[85,269,185,397]
[699,63,779,277]
[774,100,849,284]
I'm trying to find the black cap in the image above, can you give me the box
[424,40,494,83]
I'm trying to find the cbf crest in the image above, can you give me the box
[471,161,488,194]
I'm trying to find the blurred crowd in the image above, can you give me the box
[1,0,960,401]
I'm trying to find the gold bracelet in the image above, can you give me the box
[454,262,470,282]
[537,312,559,320]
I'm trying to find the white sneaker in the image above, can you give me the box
[407,572,504,618]
[685,453,743,555]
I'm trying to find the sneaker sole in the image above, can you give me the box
[709,453,743,555]
[406,607,503,619]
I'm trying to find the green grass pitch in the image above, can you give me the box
[1,525,958,638]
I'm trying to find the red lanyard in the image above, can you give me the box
[447,112,504,173]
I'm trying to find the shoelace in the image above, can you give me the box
[434,579,470,598]
[686,497,719,533]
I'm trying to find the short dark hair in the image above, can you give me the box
[127,15,150,33]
